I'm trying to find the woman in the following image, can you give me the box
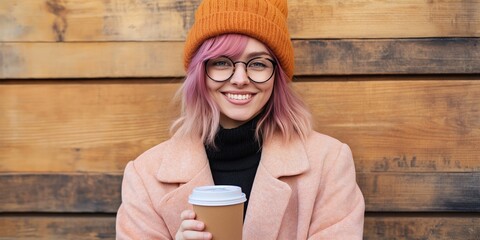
[116,0,365,239]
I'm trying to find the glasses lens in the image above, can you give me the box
[206,57,234,81]
[246,58,275,83]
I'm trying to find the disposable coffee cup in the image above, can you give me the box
[188,185,246,240]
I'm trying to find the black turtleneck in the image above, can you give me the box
[205,116,262,216]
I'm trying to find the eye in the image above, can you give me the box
[209,57,233,69]
[248,58,272,71]
[213,61,229,67]
[250,62,267,68]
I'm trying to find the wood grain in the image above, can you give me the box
[0,81,180,172]
[0,42,185,78]
[0,215,115,240]
[0,173,122,213]
[0,214,478,239]
[1,79,479,172]
[294,38,480,76]
[1,38,479,79]
[364,214,480,240]
[358,173,480,212]
[1,0,478,42]
[1,172,479,213]
[288,0,480,39]
[301,79,480,173]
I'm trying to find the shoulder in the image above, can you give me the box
[120,137,184,208]
[302,131,354,170]
[304,131,346,155]
[131,139,171,170]
[125,133,206,183]
[124,137,179,183]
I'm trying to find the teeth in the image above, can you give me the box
[226,93,252,100]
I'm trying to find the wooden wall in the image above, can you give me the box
[1,0,480,239]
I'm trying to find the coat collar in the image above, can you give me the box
[155,132,310,239]
[156,133,310,183]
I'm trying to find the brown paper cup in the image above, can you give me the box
[189,186,246,240]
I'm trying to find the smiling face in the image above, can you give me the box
[206,37,275,129]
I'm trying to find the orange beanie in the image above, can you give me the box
[183,0,295,80]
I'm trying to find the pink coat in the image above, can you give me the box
[116,131,365,239]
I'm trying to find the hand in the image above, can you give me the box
[175,210,212,240]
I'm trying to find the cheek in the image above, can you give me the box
[206,81,225,105]
[262,82,275,101]
[206,81,220,94]
[206,79,214,91]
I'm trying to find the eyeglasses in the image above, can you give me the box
[205,56,277,83]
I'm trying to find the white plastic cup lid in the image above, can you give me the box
[188,185,247,206]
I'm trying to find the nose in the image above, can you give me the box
[229,63,250,86]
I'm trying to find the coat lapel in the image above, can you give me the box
[154,134,214,236]
[243,134,310,239]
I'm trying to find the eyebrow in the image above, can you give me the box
[245,51,273,59]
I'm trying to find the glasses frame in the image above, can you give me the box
[205,56,277,83]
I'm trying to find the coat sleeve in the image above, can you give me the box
[308,144,365,239]
[116,161,172,240]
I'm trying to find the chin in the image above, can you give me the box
[221,112,256,125]
[228,116,252,123]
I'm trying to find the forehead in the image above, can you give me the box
[240,37,271,58]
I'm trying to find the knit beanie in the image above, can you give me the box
[183,0,295,80]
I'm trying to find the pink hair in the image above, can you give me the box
[171,34,312,146]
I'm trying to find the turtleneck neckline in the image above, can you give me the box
[205,114,262,171]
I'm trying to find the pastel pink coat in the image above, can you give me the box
[116,131,365,239]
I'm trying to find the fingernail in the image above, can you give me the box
[197,222,204,229]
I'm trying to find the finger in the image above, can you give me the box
[179,219,206,232]
[181,230,212,240]
[180,210,196,220]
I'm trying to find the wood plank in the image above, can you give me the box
[0,81,179,172]
[1,0,478,42]
[1,172,479,212]
[1,38,479,79]
[364,214,480,240]
[358,173,480,212]
[1,79,479,172]
[301,79,480,173]
[0,215,115,240]
[0,214,478,239]
[0,42,185,78]
[0,173,122,213]
[288,0,480,39]
[294,38,480,76]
